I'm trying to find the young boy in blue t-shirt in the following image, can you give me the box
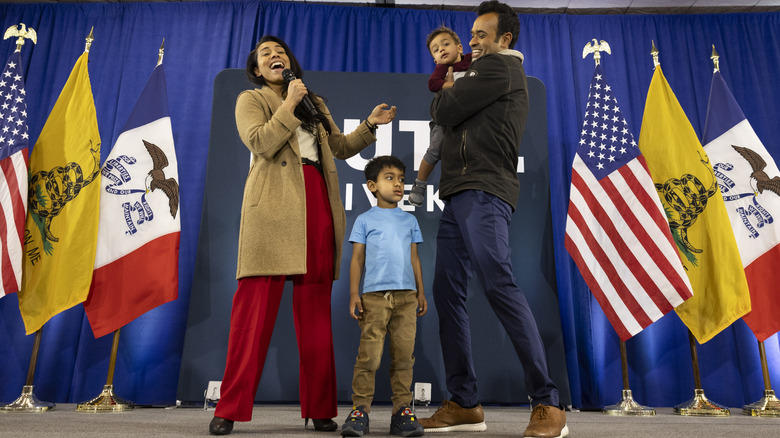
[341,155,427,438]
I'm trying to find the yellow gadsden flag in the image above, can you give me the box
[18,52,101,334]
[638,66,750,343]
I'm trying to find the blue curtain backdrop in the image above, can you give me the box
[0,0,778,409]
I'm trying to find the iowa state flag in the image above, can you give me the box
[638,65,750,343]
[19,52,101,334]
[702,71,780,342]
[565,65,693,341]
[83,64,179,338]
[0,51,30,297]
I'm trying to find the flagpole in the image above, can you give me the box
[3,22,37,53]
[580,39,655,416]
[673,330,730,416]
[72,25,131,412]
[76,328,134,412]
[705,45,779,417]
[602,340,656,416]
[77,32,168,413]
[0,328,56,412]
[157,38,164,66]
[645,42,729,417]
[743,340,780,416]
[710,45,720,73]
[0,23,54,414]
[722,40,778,418]
[84,26,93,53]
[581,38,611,67]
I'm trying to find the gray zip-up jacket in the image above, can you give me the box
[430,49,529,211]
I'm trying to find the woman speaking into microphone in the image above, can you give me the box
[209,35,396,436]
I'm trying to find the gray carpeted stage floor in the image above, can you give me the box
[1,404,779,437]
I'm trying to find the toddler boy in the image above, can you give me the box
[409,26,473,207]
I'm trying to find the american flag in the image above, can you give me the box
[564,64,693,340]
[0,51,29,297]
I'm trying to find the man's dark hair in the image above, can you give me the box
[364,155,406,184]
[476,1,520,49]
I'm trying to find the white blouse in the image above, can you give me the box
[296,125,318,163]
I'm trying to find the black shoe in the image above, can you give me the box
[306,418,339,432]
[209,416,234,435]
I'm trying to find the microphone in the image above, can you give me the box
[282,69,319,117]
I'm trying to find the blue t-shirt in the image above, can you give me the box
[349,206,423,293]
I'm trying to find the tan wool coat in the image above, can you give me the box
[234,86,377,280]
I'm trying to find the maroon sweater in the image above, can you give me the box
[428,53,473,92]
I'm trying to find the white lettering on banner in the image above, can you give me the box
[342,119,526,174]
[343,183,444,213]
[345,119,392,171]
[398,120,430,170]
[345,183,353,211]
[243,118,526,215]
[361,183,376,208]
[426,184,445,211]
[280,118,530,214]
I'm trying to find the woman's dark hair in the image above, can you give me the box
[246,35,331,136]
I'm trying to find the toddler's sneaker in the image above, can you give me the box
[390,406,424,437]
[341,405,369,437]
[408,179,426,207]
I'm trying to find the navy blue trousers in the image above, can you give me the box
[432,190,559,408]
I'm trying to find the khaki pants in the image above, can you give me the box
[351,290,418,413]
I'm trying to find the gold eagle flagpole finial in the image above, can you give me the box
[157,38,165,66]
[84,26,94,53]
[582,39,611,66]
[651,40,660,68]
[711,45,720,73]
[3,23,37,52]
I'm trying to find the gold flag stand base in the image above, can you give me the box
[743,390,780,417]
[76,385,134,412]
[674,389,730,416]
[0,385,55,412]
[603,389,656,416]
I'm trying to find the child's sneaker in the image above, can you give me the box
[408,179,426,207]
[390,406,424,437]
[341,406,369,437]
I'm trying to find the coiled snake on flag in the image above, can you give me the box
[28,141,101,251]
[654,155,718,255]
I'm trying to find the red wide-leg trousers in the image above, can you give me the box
[215,165,338,422]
